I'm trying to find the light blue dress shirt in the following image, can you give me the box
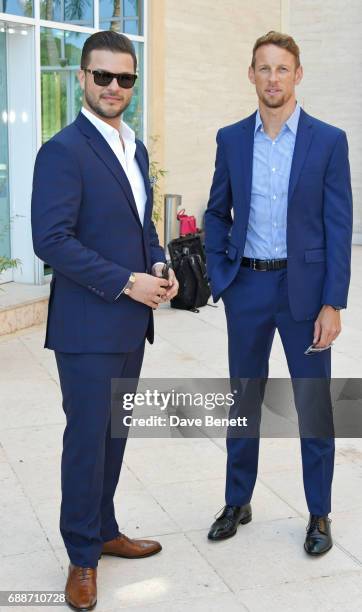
[243,103,301,260]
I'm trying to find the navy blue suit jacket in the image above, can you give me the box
[205,108,353,321]
[31,112,165,353]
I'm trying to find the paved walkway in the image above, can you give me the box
[1,246,362,611]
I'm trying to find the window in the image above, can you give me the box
[123,40,143,137]
[99,0,143,35]
[40,0,94,27]
[41,28,88,143]
[0,1,147,284]
[0,0,33,18]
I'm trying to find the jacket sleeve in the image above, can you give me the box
[204,129,233,280]
[322,130,353,308]
[140,142,166,266]
[31,139,131,303]
[149,217,166,266]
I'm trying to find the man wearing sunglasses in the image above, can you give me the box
[32,30,178,611]
[205,32,352,555]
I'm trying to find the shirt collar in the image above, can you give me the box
[81,106,136,146]
[254,102,301,136]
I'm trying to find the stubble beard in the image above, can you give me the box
[85,89,131,119]
[260,92,287,109]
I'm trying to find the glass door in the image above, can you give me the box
[0,28,12,283]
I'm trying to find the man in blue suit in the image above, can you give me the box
[32,31,178,611]
[205,32,352,554]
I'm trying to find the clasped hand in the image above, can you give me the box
[127,266,179,309]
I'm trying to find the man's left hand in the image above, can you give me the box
[313,305,342,348]
[152,263,179,301]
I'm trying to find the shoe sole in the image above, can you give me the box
[99,546,162,560]
[304,542,333,556]
[208,514,252,541]
[65,596,97,611]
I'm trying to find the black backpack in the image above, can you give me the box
[168,234,211,312]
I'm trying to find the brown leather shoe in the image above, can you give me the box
[65,564,97,611]
[101,532,162,559]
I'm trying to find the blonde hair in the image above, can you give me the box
[251,31,300,69]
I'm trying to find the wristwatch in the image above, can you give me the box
[123,273,136,295]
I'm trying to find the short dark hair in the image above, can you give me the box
[81,30,137,72]
[251,31,300,69]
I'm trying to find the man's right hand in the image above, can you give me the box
[127,273,169,308]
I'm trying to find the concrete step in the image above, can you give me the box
[0,282,50,336]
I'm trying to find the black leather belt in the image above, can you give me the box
[241,257,287,271]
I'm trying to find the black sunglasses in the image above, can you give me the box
[82,68,137,89]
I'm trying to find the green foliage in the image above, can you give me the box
[0,256,20,275]
[148,136,167,224]
[65,0,91,22]
[0,221,20,278]
[24,0,33,17]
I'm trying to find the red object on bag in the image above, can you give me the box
[177,209,199,236]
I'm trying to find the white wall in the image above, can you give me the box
[289,0,362,243]
[162,0,361,242]
[163,0,281,224]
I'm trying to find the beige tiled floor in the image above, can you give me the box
[0,246,361,611]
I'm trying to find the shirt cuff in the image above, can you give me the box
[324,304,344,311]
[152,262,166,274]
[114,276,131,300]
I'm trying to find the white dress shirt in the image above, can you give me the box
[81,106,147,225]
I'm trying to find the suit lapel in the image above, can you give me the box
[230,113,255,223]
[288,108,314,203]
[75,113,142,226]
[241,114,256,211]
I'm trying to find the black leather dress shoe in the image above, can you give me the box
[304,514,333,555]
[208,504,252,541]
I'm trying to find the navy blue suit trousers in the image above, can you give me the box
[223,267,334,516]
[55,342,145,568]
